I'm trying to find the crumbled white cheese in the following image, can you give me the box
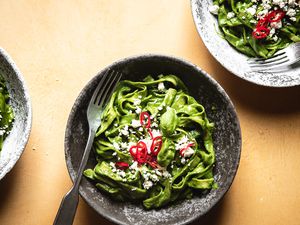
[150,174,159,182]
[286,8,297,17]
[133,99,141,106]
[181,158,186,164]
[143,180,153,189]
[151,122,158,128]
[290,16,297,21]
[151,129,161,138]
[135,107,142,114]
[131,119,140,128]
[288,0,296,6]
[130,161,139,171]
[269,28,276,36]
[112,151,117,156]
[273,35,279,41]
[227,12,235,19]
[183,147,195,158]
[155,169,162,176]
[113,142,120,150]
[246,7,257,15]
[158,82,165,91]
[120,125,129,136]
[270,20,282,29]
[208,5,219,15]
[162,170,171,178]
[120,142,128,150]
[118,170,126,178]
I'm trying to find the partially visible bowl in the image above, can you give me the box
[191,0,300,87]
[65,54,241,225]
[0,48,32,180]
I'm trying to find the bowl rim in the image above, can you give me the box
[64,53,242,225]
[0,47,32,180]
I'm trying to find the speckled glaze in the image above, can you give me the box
[191,0,300,87]
[0,48,32,180]
[65,55,241,225]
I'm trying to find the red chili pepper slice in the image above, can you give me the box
[129,145,138,159]
[146,155,158,168]
[253,10,285,40]
[150,136,163,156]
[179,143,195,157]
[267,10,285,23]
[136,141,148,164]
[115,161,129,170]
[140,112,151,129]
[147,161,158,169]
[252,26,270,39]
[256,17,269,28]
[148,128,154,139]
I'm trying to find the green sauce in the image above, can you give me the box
[84,75,217,209]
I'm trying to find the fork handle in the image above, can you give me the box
[53,187,79,225]
[53,130,95,225]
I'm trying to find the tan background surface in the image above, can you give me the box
[0,1,299,225]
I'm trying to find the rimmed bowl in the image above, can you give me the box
[65,54,241,225]
[191,0,300,87]
[0,48,32,180]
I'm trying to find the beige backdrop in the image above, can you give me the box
[0,1,300,225]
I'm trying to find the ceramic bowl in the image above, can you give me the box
[191,0,300,87]
[65,54,241,225]
[0,48,32,180]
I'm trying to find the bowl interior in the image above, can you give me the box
[65,55,241,225]
[0,48,32,180]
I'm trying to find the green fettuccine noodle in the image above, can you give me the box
[0,77,14,151]
[211,0,300,58]
[84,75,217,209]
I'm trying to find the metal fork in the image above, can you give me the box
[53,70,122,225]
[248,42,300,71]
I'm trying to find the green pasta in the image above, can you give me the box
[210,0,300,58]
[0,77,14,151]
[84,75,217,209]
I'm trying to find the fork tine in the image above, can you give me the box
[89,70,111,106]
[96,71,122,107]
[248,52,287,64]
[249,57,290,69]
[251,60,290,71]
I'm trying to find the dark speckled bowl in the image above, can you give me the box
[0,48,32,180]
[65,55,241,225]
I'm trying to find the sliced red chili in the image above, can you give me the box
[180,143,195,157]
[253,10,285,40]
[268,10,285,23]
[252,26,270,39]
[146,155,158,168]
[136,141,148,164]
[150,136,163,156]
[256,17,269,28]
[140,112,151,128]
[129,145,138,159]
[148,128,154,139]
[147,161,158,169]
[115,161,129,170]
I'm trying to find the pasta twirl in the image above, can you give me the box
[84,75,217,209]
